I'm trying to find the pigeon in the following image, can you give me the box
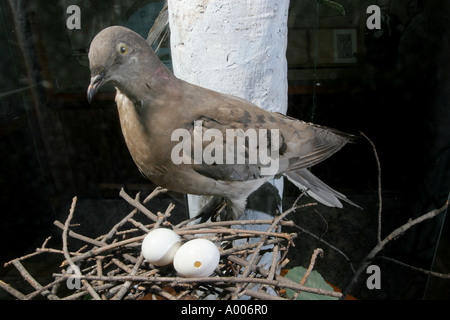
[87,26,359,220]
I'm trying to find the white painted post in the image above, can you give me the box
[167,1,289,113]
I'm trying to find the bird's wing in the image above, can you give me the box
[188,113,277,181]
[176,86,354,182]
[279,117,355,172]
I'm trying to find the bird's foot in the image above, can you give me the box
[195,196,228,223]
[211,198,228,222]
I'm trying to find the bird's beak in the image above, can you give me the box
[87,73,105,103]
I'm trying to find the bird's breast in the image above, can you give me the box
[115,89,166,178]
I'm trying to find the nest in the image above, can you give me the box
[1,187,342,300]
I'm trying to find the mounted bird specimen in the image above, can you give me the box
[87,26,359,221]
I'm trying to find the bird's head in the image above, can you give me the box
[87,26,157,103]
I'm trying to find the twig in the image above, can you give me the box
[342,199,449,297]
[25,277,67,300]
[230,215,285,299]
[119,188,159,222]
[240,288,287,300]
[4,236,69,267]
[267,245,280,281]
[292,222,355,273]
[61,283,115,300]
[54,220,106,247]
[62,196,80,272]
[96,258,104,287]
[113,254,144,300]
[0,280,26,300]
[101,192,142,243]
[155,202,176,229]
[360,132,382,243]
[149,285,178,300]
[176,228,294,240]
[62,196,102,300]
[52,273,343,298]
[293,190,308,207]
[227,254,340,299]
[228,203,305,299]
[379,256,450,279]
[300,248,323,285]
[60,235,146,266]
[177,219,295,230]
[257,244,280,294]
[11,260,59,300]
[220,238,287,256]
[292,248,323,300]
[313,209,329,238]
[127,218,151,233]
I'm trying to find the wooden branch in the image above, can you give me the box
[54,220,105,247]
[0,280,26,300]
[60,235,146,266]
[176,218,295,230]
[176,227,294,240]
[25,277,67,300]
[292,248,324,300]
[360,132,383,243]
[300,248,323,285]
[52,273,343,298]
[291,222,355,273]
[62,196,102,300]
[342,198,449,297]
[239,288,287,300]
[113,254,144,300]
[11,260,59,300]
[119,187,159,222]
[379,256,450,279]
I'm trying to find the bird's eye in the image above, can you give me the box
[119,44,129,55]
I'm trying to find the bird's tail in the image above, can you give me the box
[284,169,361,209]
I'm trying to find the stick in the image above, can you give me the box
[176,227,294,240]
[0,280,27,300]
[62,197,102,300]
[292,222,355,273]
[231,210,296,299]
[360,132,382,243]
[52,273,343,298]
[379,256,450,279]
[292,248,323,300]
[342,199,449,297]
[119,188,159,222]
[54,220,106,247]
[60,235,146,266]
[11,260,59,300]
[113,254,144,300]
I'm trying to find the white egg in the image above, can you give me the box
[141,228,181,266]
[173,238,220,277]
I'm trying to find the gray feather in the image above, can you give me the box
[146,2,169,52]
[285,169,362,209]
